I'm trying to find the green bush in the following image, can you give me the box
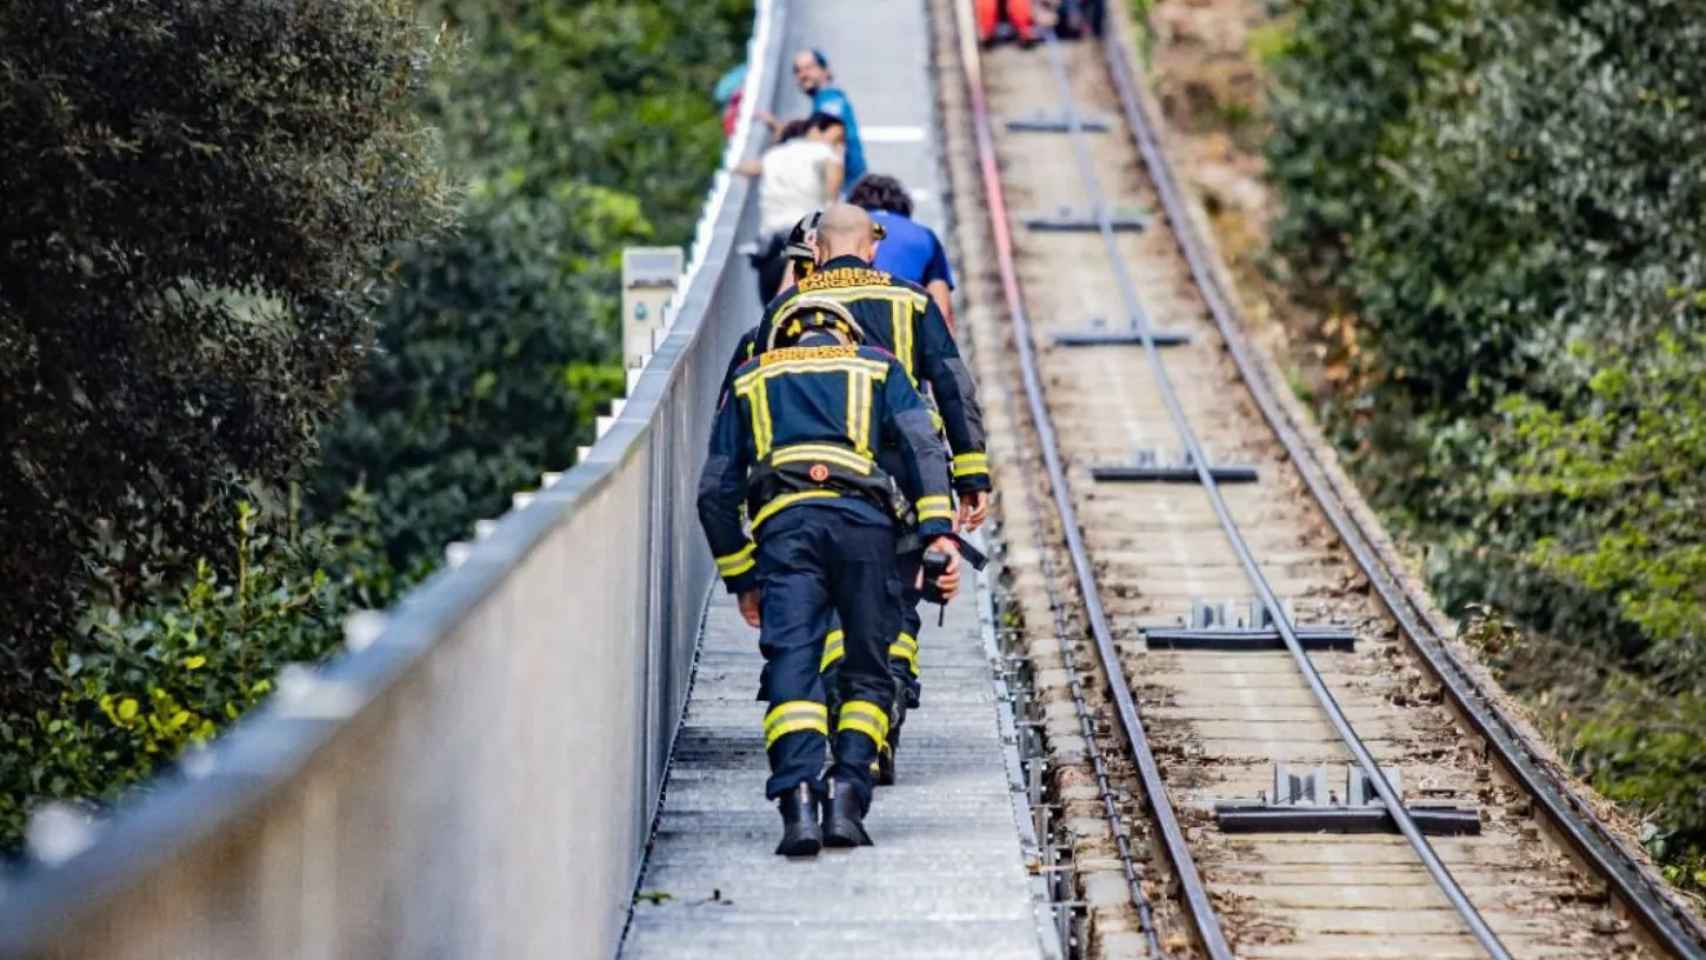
[1267,0,1706,891]
[1489,334,1706,668]
[2,0,752,857]
[0,0,452,706]
[1574,684,1706,892]
[310,188,634,564]
[428,0,753,237]
[312,0,753,564]
[0,499,409,854]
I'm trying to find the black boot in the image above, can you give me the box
[775,783,822,857]
[821,778,874,847]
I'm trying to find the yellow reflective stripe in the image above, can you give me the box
[772,443,873,474]
[733,358,889,392]
[844,369,861,454]
[768,716,828,746]
[764,700,829,748]
[764,699,828,731]
[716,541,757,578]
[854,371,872,455]
[751,490,840,530]
[736,379,775,459]
[888,631,919,676]
[773,286,924,319]
[951,452,989,478]
[916,494,952,522]
[819,629,845,671]
[756,385,773,458]
[837,699,890,748]
[890,301,916,382]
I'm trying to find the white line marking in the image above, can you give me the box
[861,125,928,143]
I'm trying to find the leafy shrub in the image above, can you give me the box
[427,0,753,238]
[1574,684,1706,893]
[310,189,634,564]
[0,498,409,854]
[1267,0,1706,890]
[0,0,452,706]
[1488,334,1706,669]
[1,0,752,858]
[312,0,753,565]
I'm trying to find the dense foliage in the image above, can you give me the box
[310,0,752,559]
[0,499,405,848]
[2,0,751,855]
[309,190,632,564]
[1267,0,1706,889]
[0,0,451,707]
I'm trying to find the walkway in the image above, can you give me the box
[622,2,1048,956]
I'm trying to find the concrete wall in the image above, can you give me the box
[0,3,783,956]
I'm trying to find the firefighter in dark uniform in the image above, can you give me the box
[720,212,824,390]
[697,297,964,856]
[748,203,991,783]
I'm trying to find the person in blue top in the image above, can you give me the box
[848,174,958,333]
[762,48,866,192]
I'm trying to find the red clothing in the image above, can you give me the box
[722,89,743,138]
[976,0,1034,41]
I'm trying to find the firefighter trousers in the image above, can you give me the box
[820,548,925,711]
[755,505,900,813]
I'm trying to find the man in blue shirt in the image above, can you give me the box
[763,49,866,192]
[849,175,957,333]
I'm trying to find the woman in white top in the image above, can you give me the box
[738,113,845,301]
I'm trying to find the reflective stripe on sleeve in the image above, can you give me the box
[715,542,757,578]
[915,494,953,523]
[951,451,989,478]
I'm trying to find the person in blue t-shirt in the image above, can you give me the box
[849,175,957,333]
[761,48,866,192]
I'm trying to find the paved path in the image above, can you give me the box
[622,3,1047,956]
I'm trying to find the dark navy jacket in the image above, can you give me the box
[698,341,954,594]
[734,256,990,495]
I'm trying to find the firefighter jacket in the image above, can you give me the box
[697,341,955,595]
[749,256,990,495]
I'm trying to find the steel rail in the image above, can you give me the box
[1029,27,1515,959]
[1018,443,1167,958]
[1096,14,1706,959]
[951,3,1235,956]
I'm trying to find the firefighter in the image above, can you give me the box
[753,203,991,785]
[977,0,1036,46]
[697,297,964,856]
[721,211,825,403]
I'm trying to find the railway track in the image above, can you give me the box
[933,1,1706,957]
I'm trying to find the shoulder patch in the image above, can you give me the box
[798,266,894,292]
